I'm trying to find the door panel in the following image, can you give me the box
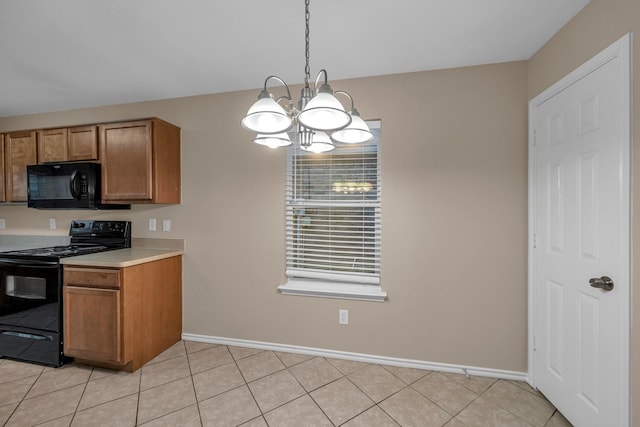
[530,35,630,427]
[578,291,599,408]
[578,152,599,259]
[548,162,564,253]
[546,279,564,379]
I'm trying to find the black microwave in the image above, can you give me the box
[27,162,130,210]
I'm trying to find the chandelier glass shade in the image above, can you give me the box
[241,92,292,135]
[331,91,375,144]
[299,131,334,153]
[253,133,292,149]
[241,0,373,151]
[296,84,352,131]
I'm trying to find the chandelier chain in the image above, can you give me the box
[242,0,373,150]
[304,0,310,87]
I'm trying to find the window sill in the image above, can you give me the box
[278,280,387,302]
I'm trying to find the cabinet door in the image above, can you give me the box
[100,121,153,201]
[64,286,122,363]
[5,131,37,202]
[37,128,68,163]
[68,126,98,161]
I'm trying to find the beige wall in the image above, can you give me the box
[527,0,639,420]
[0,61,529,372]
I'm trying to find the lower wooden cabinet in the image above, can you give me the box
[63,256,182,372]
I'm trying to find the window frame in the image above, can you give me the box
[278,120,386,302]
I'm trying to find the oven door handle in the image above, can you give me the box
[0,259,59,267]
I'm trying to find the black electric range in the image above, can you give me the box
[0,220,131,366]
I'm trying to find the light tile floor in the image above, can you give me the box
[0,340,573,427]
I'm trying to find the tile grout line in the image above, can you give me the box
[230,345,266,424]
[181,340,204,427]
[135,360,143,427]
[313,377,377,427]
[246,350,324,422]
[347,364,429,426]
[405,372,476,420]
[334,362,411,426]
[8,365,89,426]
[303,364,344,426]
[483,380,548,427]
[339,370,388,424]
[135,343,198,425]
[66,366,94,426]
[377,383,442,427]
[4,364,46,425]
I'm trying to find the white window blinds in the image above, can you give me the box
[286,121,381,285]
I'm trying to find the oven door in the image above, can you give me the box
[0,258,61,332]
[0,258,63,366]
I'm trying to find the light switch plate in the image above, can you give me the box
[149,218,157,231]
[49,218,56,230]
[162,219,171,232]
[0,218,5,229]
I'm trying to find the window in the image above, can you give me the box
[278,121,386,301]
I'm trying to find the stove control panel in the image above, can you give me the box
[69,220,131,239]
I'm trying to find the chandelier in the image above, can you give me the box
[241,0,373,153]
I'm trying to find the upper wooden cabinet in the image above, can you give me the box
[68,126,99,161]
[38,126,98,163]
[4,131,37,202]
[37,128,67,163]
[100,119,180,204]
[0,117,179,205]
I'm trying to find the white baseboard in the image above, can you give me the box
[181,333,528,382]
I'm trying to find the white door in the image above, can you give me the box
[529,34,630,427]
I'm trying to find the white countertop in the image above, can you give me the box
[1,236,184,268]
[60,247,184,268]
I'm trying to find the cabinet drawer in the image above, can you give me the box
[64,267,121,289]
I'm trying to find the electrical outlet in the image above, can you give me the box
[149,218,157,231]
[339,309,349,325]
[49,218,56,230]
[162,219,171,232]
[0,218,5,229]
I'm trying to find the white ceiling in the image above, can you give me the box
[0,0,590,118]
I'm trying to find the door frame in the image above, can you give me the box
[527,33,631,425]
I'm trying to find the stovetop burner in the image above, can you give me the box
[4,245,110,257]
[0,220,131,261]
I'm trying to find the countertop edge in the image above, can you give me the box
[60,248,184,268]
